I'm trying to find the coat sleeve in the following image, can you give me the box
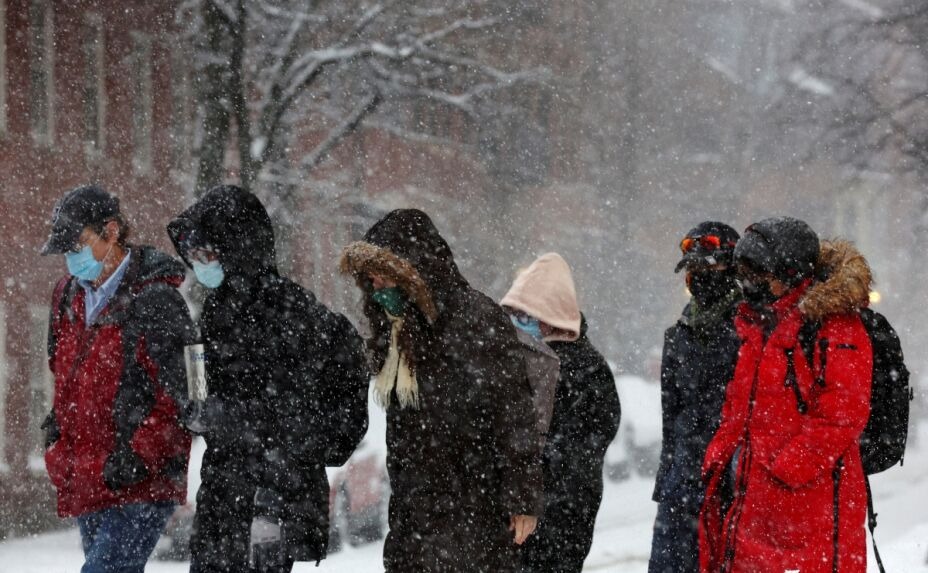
[768,315,872,489]
[134,283,197,406]
[310,312,370,467]
[654,326,681,502]
[126,283,196,471]
[548,353,620,463]
[478,316,544,517]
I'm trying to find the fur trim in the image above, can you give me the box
[799,240,872,321]
[339,241,439,323]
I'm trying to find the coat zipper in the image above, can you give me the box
[832,457,843,573]
[721,362,762,572]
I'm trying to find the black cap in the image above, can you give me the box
[674,221,740,273]
[734,217,819,285]
[41,185,121,255]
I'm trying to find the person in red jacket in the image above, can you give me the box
[699,217,873,573]
[40,185,194,573]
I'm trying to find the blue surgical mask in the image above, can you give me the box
[65,245,104,281]
[193,260,225,289]
[510,314,543,340]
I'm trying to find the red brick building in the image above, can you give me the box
[0,1,644,536]
[0,0,192,533]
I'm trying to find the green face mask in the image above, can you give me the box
[372,287,406,316]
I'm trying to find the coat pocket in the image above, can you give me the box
[44,441,72,489]
[759,475,823,551]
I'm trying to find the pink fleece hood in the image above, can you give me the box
[501,252,582,342]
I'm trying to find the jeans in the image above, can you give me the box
[77,502,176,573]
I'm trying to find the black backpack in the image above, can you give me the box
[795,307,912,573]
[796,307,912,474]
[857,308,913,474]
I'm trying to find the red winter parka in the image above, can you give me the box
[44,247,194,517]
[700,241,874,573]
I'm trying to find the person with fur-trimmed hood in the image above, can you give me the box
[501,253,620,573]
[340,209,543,573]
[649,222,742,573]
[699,217,874,573]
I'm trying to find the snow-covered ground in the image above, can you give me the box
[4,418,928,571]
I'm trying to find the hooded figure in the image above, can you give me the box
[167,185,369,572]
[649,222,742,573]
[700,218,873,573]
[501,253,621,573]
[340,209,542,573]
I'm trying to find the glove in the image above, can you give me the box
[41,411,60,449]
[103,446,149,491]
[183,396,228,436]
[281,499,327,563]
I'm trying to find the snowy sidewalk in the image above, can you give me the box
[4,433,928,571]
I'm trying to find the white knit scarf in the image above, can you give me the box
[373,314,419,409]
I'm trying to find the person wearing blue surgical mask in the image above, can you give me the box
[67,220,124,285]
[167,185,370,573]
[39,184,194,573]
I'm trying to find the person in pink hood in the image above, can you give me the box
[502,253,621,573]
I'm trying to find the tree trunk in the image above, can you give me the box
[193,0,237,197]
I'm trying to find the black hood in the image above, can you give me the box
[364,209,467,296]
[167,185,278,278]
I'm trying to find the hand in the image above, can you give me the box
[509,515,538,545]
[41,411,60,449]
[702,458,720,482]
[102,447,149,491]
[184,396,227,435]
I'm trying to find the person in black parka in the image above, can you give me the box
[501,253,621,573]
[648,222,742,573]
[167,185,370,573]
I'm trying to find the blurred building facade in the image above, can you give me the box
[0,0,192,534]
[2,0,926,539]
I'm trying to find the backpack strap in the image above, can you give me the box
[47,276,76,360]
[797,319,822,380]
[866,475,886,573]
[783,347,808,414]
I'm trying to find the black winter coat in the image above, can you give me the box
[648,301,740,573]
[168,186,369,570]
[521,317,621,573]
[341,209,543,573]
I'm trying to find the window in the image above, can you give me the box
[0,302,7,472]
[28,0,54,146]
[83,13,105,157]
[131,32,153,175]
[170,40,192,168]
[28,304,52,461]
[0,0,8,137]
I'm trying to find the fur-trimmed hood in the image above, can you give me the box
[340,241,439,323]
[799,239,872,321]
[339,209,466,323]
